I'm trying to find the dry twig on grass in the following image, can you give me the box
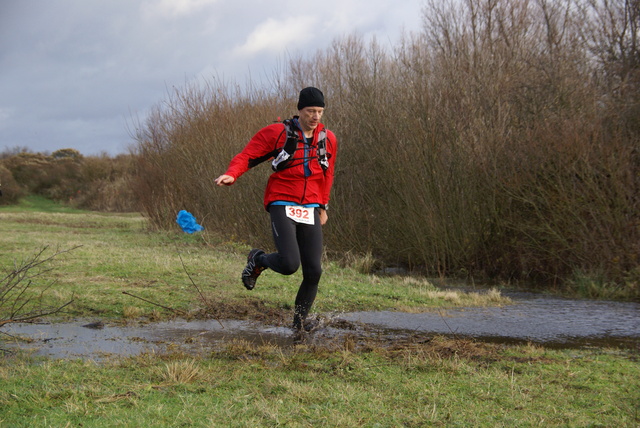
[0,246,77,329]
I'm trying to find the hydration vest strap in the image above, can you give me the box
[248,118,329,172]
[316,130,329,171]
[248,150,278,168]
[271,119,302,171]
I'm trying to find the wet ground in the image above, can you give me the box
[342,291,640,349]
[2,291,639,359]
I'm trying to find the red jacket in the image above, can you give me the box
[224,119,337,210]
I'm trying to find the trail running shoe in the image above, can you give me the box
[292,315,319,332]
[241,249,265,290]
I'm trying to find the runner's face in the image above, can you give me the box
[298,107,324,133]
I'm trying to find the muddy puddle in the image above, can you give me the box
[1,320,298,360]
[342,291,640,349]
[2,292,639,359]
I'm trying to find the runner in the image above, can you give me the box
[215,87,338,332]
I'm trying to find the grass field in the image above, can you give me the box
[1,197,638,426]
[0,196,509,322]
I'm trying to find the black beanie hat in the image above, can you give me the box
[297,87,325,110]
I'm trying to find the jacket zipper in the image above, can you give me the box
[300,132,309,204]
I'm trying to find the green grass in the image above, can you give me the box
[1,198,639,427]
[0,198,510,321]
[0,194,86,213]
[1,340,638,426]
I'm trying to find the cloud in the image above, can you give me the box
[140,0,220,19]
[234,16,315,57]
[0,107,13,130]
[0,0,425,156]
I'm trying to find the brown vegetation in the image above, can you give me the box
[0,148,140,212]
[0,247,75,329]
[130,0,639,294]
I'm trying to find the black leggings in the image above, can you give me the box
[261,205,323,328]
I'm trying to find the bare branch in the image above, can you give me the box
[1,246,79,329]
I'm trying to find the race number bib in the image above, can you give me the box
[285,205,315,225]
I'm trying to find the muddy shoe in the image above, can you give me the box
[292,317,319,333]
[302,318,319,332]
[241,249,265,290]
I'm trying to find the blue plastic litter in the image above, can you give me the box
[176,210,204,234]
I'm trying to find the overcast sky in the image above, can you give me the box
[0,0,425,156]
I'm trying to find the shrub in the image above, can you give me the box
[0,149,141,213]
[130,0,639,292]
[0,164,25,205]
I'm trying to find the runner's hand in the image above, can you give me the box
[215,175,235,186]
[319,208,328,225]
